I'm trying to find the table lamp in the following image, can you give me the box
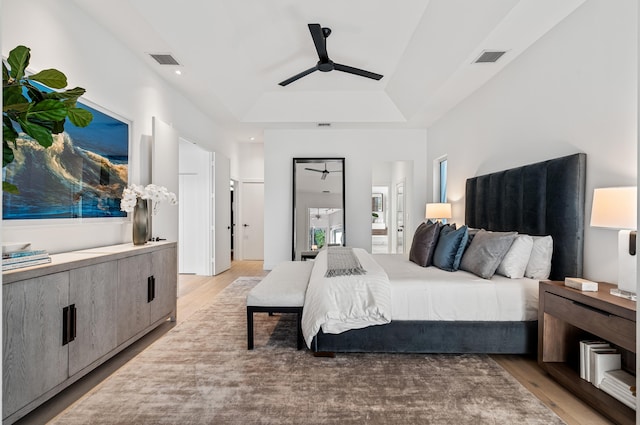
[425,203,452,223]
[590,187,637,300]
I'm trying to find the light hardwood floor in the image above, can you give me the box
[18,260,613,425]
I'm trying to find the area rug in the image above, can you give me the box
[52,277,565,425]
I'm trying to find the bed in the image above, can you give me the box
[307,153,586,354]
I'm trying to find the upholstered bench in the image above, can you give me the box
[246,261,313,350]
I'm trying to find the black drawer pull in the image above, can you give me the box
[572,300,611,317]
[147,276,153,303]
[62,306,70,346]
[70,304,77,342]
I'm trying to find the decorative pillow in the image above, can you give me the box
[525,235,553,279]
[460,230,517,279]
[432,225,468,272]
[496,234,534,278]
[464,227,481,251]
[409,221,442,267]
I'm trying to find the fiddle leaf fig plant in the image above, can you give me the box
[3,45,93,194]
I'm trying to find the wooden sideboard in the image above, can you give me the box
[2,242,177,424]
[538,280,636,425]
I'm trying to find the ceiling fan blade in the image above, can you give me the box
[308,24,329,62]
[279,66,318,86]
[321,172,328,180]
[334,63,383,81]
[305,167,323,172]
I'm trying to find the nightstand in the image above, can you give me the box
[538,280,636,425]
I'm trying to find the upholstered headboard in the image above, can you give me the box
[465,153,586,281]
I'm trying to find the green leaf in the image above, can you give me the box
[3,138,15,167]
[24,83,45,103]
[45,86,86,100]
[28,99,68,122]
[3,118,18,144]
[2,85,29,112]
[29,69,67,89]
[7,46,30,80]
[3,181,19,195]
[17,118,53,147]
[67,107,93,127]
[51,120,65,134]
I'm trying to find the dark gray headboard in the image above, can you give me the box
[465,153,586,280]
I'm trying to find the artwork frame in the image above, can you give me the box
[3,91,132,223]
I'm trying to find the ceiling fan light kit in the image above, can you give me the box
[279,23,383,86]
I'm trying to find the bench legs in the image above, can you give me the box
[247,306,304,350]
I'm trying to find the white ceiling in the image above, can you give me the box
[73,0,586,143]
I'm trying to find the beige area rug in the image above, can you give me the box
[52,277,565,425]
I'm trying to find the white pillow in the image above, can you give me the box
[496,234,534,278]
[525,235,553,279]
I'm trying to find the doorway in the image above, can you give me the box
[371,160,412,254]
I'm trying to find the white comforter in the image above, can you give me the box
[301,248,392,348]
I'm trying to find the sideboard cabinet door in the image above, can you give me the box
[117,254,151,345]
[150,246,177,324]
[69,262,118,376]
[2,273,69,418]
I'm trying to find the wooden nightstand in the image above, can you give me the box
[538,280,636,425]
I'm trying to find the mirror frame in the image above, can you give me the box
[292,157,346,260]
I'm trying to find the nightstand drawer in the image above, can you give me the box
[545,292,635,351]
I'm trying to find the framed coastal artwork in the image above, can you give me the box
[3,96,130,220]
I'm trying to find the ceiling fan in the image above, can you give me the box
[279,23,383,86]
[305,163,342,180]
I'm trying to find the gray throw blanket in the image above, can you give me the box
[325,246,366,277]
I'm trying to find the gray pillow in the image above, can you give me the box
[460,230,517,279]
[409,221,442,267]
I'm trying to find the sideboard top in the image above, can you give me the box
[2,241,177,284]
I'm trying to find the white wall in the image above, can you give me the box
[427,0,637,283]
[264,129,427,270]
[2,0,233,253]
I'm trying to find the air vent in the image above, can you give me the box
[149,53,180,65]
[317,123,331,127]
[474,51,506,64]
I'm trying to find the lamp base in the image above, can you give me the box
[609,287,637,301]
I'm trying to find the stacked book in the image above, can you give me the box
[600,369,636,410]
[580,340,636,410]
[2,246,51,271]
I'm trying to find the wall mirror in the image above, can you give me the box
[372,193,383,212]
[292,158,345,260]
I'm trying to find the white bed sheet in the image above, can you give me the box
[372,254,539,321]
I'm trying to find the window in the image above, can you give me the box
[434,156,448,203]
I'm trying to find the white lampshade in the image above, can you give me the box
[425,203,452,220]
[590,187,637,299]
[590,187,637,229]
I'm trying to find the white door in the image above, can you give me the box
[179,173,199,273]
[241,181,264,260]
[395,182,405,254]
[213,152,231,275]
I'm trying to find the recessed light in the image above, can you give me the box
[250,137,255,141]
[175,70,182,75]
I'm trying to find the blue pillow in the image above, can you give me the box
[432,225,468,272]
